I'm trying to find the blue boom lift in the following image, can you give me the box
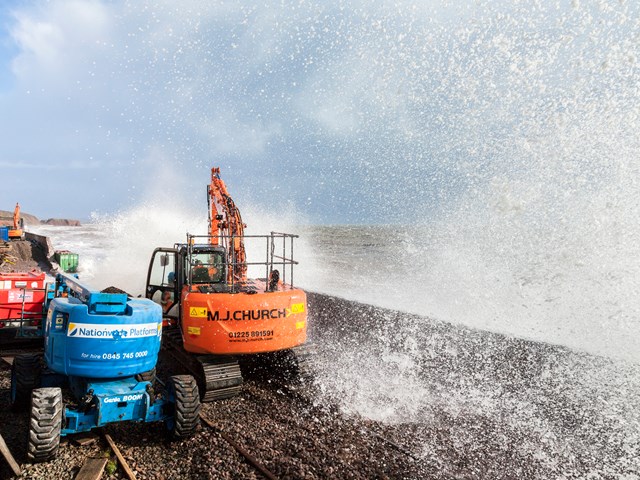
[9,273,201,463]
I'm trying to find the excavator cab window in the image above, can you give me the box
[146,249,179,323]
[148,251,177,287]
[189,251,225,284]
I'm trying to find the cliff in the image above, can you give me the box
[40,218,82,226]
[0,210,81,227]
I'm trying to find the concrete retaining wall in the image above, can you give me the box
[25,231,55,261]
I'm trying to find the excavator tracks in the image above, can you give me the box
[238,342,318,395]
[288,343,317,381]
[198,356,244,402]
[269,342,317,385]
[161,329,317,402]
[161,329,243,403]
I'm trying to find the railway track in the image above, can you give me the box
[75,409,282,480]
[0,371,280,479]
[0,352,425,480]
[91,383,419,480]
[198,412,279,480]
[0,339,43,354]
[0,357,291,480]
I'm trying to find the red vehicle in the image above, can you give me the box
[0,271,47,333]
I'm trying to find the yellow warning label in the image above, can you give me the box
[291,303,305,314]
[190,307,208,318]
[287,303,305,317]
[295,321,306,330]
[187,326,201,335]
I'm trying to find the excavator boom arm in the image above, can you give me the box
[207,168,247,282]
[12,203,20,230]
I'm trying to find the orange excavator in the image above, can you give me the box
[8,202,24,240]
[145,168,311,401]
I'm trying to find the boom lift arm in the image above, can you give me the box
[54,272,128,314]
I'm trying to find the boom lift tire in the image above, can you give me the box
[27,387,63,463]
[166,375,201,439]
[11,354,43,411]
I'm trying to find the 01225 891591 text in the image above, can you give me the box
[228,330,274,340]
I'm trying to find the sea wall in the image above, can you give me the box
[24,232,55,261]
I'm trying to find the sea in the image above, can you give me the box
[30,214,640,364]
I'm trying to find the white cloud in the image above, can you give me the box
[195,112,282,154]
[0,160,100,169]
[10,16,63,73]
[10,0,112,78]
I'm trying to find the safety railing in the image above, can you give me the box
[185,232,299,293]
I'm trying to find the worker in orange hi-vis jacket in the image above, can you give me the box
[12,203,20,229]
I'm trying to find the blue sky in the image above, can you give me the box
[0,0,637,224]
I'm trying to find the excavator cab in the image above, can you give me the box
[188,248,225,285]
[146,244,231,323]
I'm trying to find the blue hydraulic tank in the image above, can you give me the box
[44,296,162,378]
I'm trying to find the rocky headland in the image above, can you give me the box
[0,210,81,227]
